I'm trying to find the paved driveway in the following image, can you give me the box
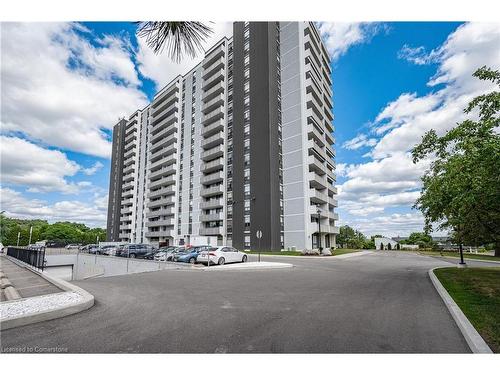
[0,251,478,353]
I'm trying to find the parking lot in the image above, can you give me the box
[1,251,484,353]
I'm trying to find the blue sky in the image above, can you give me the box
[1,21,498,235]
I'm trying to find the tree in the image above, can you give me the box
[137,22,212,62]
[407,232,434,248]
[337,225,373,249]
[0,215,106,246]
[412,66,500,256]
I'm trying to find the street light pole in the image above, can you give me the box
[17,232,20,246]
[316,205,322,254]
[28,225,33,246]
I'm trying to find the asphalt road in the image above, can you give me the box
[2,251,490,353]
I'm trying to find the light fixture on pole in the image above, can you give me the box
[316,204,322,254]
[28,226,33,246]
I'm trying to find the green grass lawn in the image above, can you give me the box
[420,251,499,262]
[434,267,500,353]
[243,249,361,256]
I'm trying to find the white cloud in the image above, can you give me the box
[0,188,107,228]
[397,44,438,65]
[317,22,388,61]
[337,22,500,235]
[82,161,104,176]
[342,133,378,150]
[346,213,430,237]
[137,22,233,88]
[0,136,83,194]
[0,22,148,158]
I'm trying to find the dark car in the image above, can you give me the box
[143,247,162,260]
[174,245,213,264]
[117,244,157,259]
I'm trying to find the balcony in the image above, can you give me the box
[203,68,225,91]
[150,134,177,154]
[150,153,177,170]
[202,119,225,138]
[201,106,224,126]
[202,93,225,114]
[147,196,175,209]
[200,170,224,185]
[150,124,177,144]
[122,181,134,190]
[149,165,176,180]
[330,212,339,221]
[309,188,328,204]
[151,96,177,118]
[122,172,134,183]
[123,164,135,175]
[200,184,224,198]
[150,143,177,162]
[148,186,176,198]
[145,230,173,238]
[146,208,175,218]
[201,132,224,150]
[200,198,223,210]
[121,198,133,206]
[308,140,327,161]
[203,44,225,68]
[119,224,131,231]
[149,175,176,189]
[307,124,325,147]
[119,232,131,239]
[201,157,224,173]
[151,111,178,128]
[201,144,224,161]
[202,81,225,102]
[152,84,179,109]
[328,196,338,207]
[121,206,133,215]
[308,155,325,175]
[324,118,334,134]
[125,131,137,144]
[122,189,134,198]
[308,172,327,189]
[146,218,175,227]
[202,56,225,80]
[199,227,223,236]
[123,148,136,160]
[199,212,224,222]
[324,130,334,146]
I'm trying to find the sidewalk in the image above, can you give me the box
[0,256,61,300]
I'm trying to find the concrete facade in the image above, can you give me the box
[106,22,338,250]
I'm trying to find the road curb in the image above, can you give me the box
[1,256,94,331]
[428,267,493,353]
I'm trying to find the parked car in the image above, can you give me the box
[174,245,213,264]
[101,245,120,256]
[65,244,80,250]
[116,244,157,259]
[153,246,179,261]
[86,245,101,254]
[143,247,162,260]
[197,246,248,265]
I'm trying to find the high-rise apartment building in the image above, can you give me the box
[107,22,339,251]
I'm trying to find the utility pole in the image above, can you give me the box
[17,232,20,246]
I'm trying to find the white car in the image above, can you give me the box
[197,246,248,266]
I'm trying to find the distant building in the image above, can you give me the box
[374,237,400,250]
[375,237,419,250]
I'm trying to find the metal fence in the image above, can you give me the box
[7,246,46,271]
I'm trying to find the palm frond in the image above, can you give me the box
[137,22,213,62]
